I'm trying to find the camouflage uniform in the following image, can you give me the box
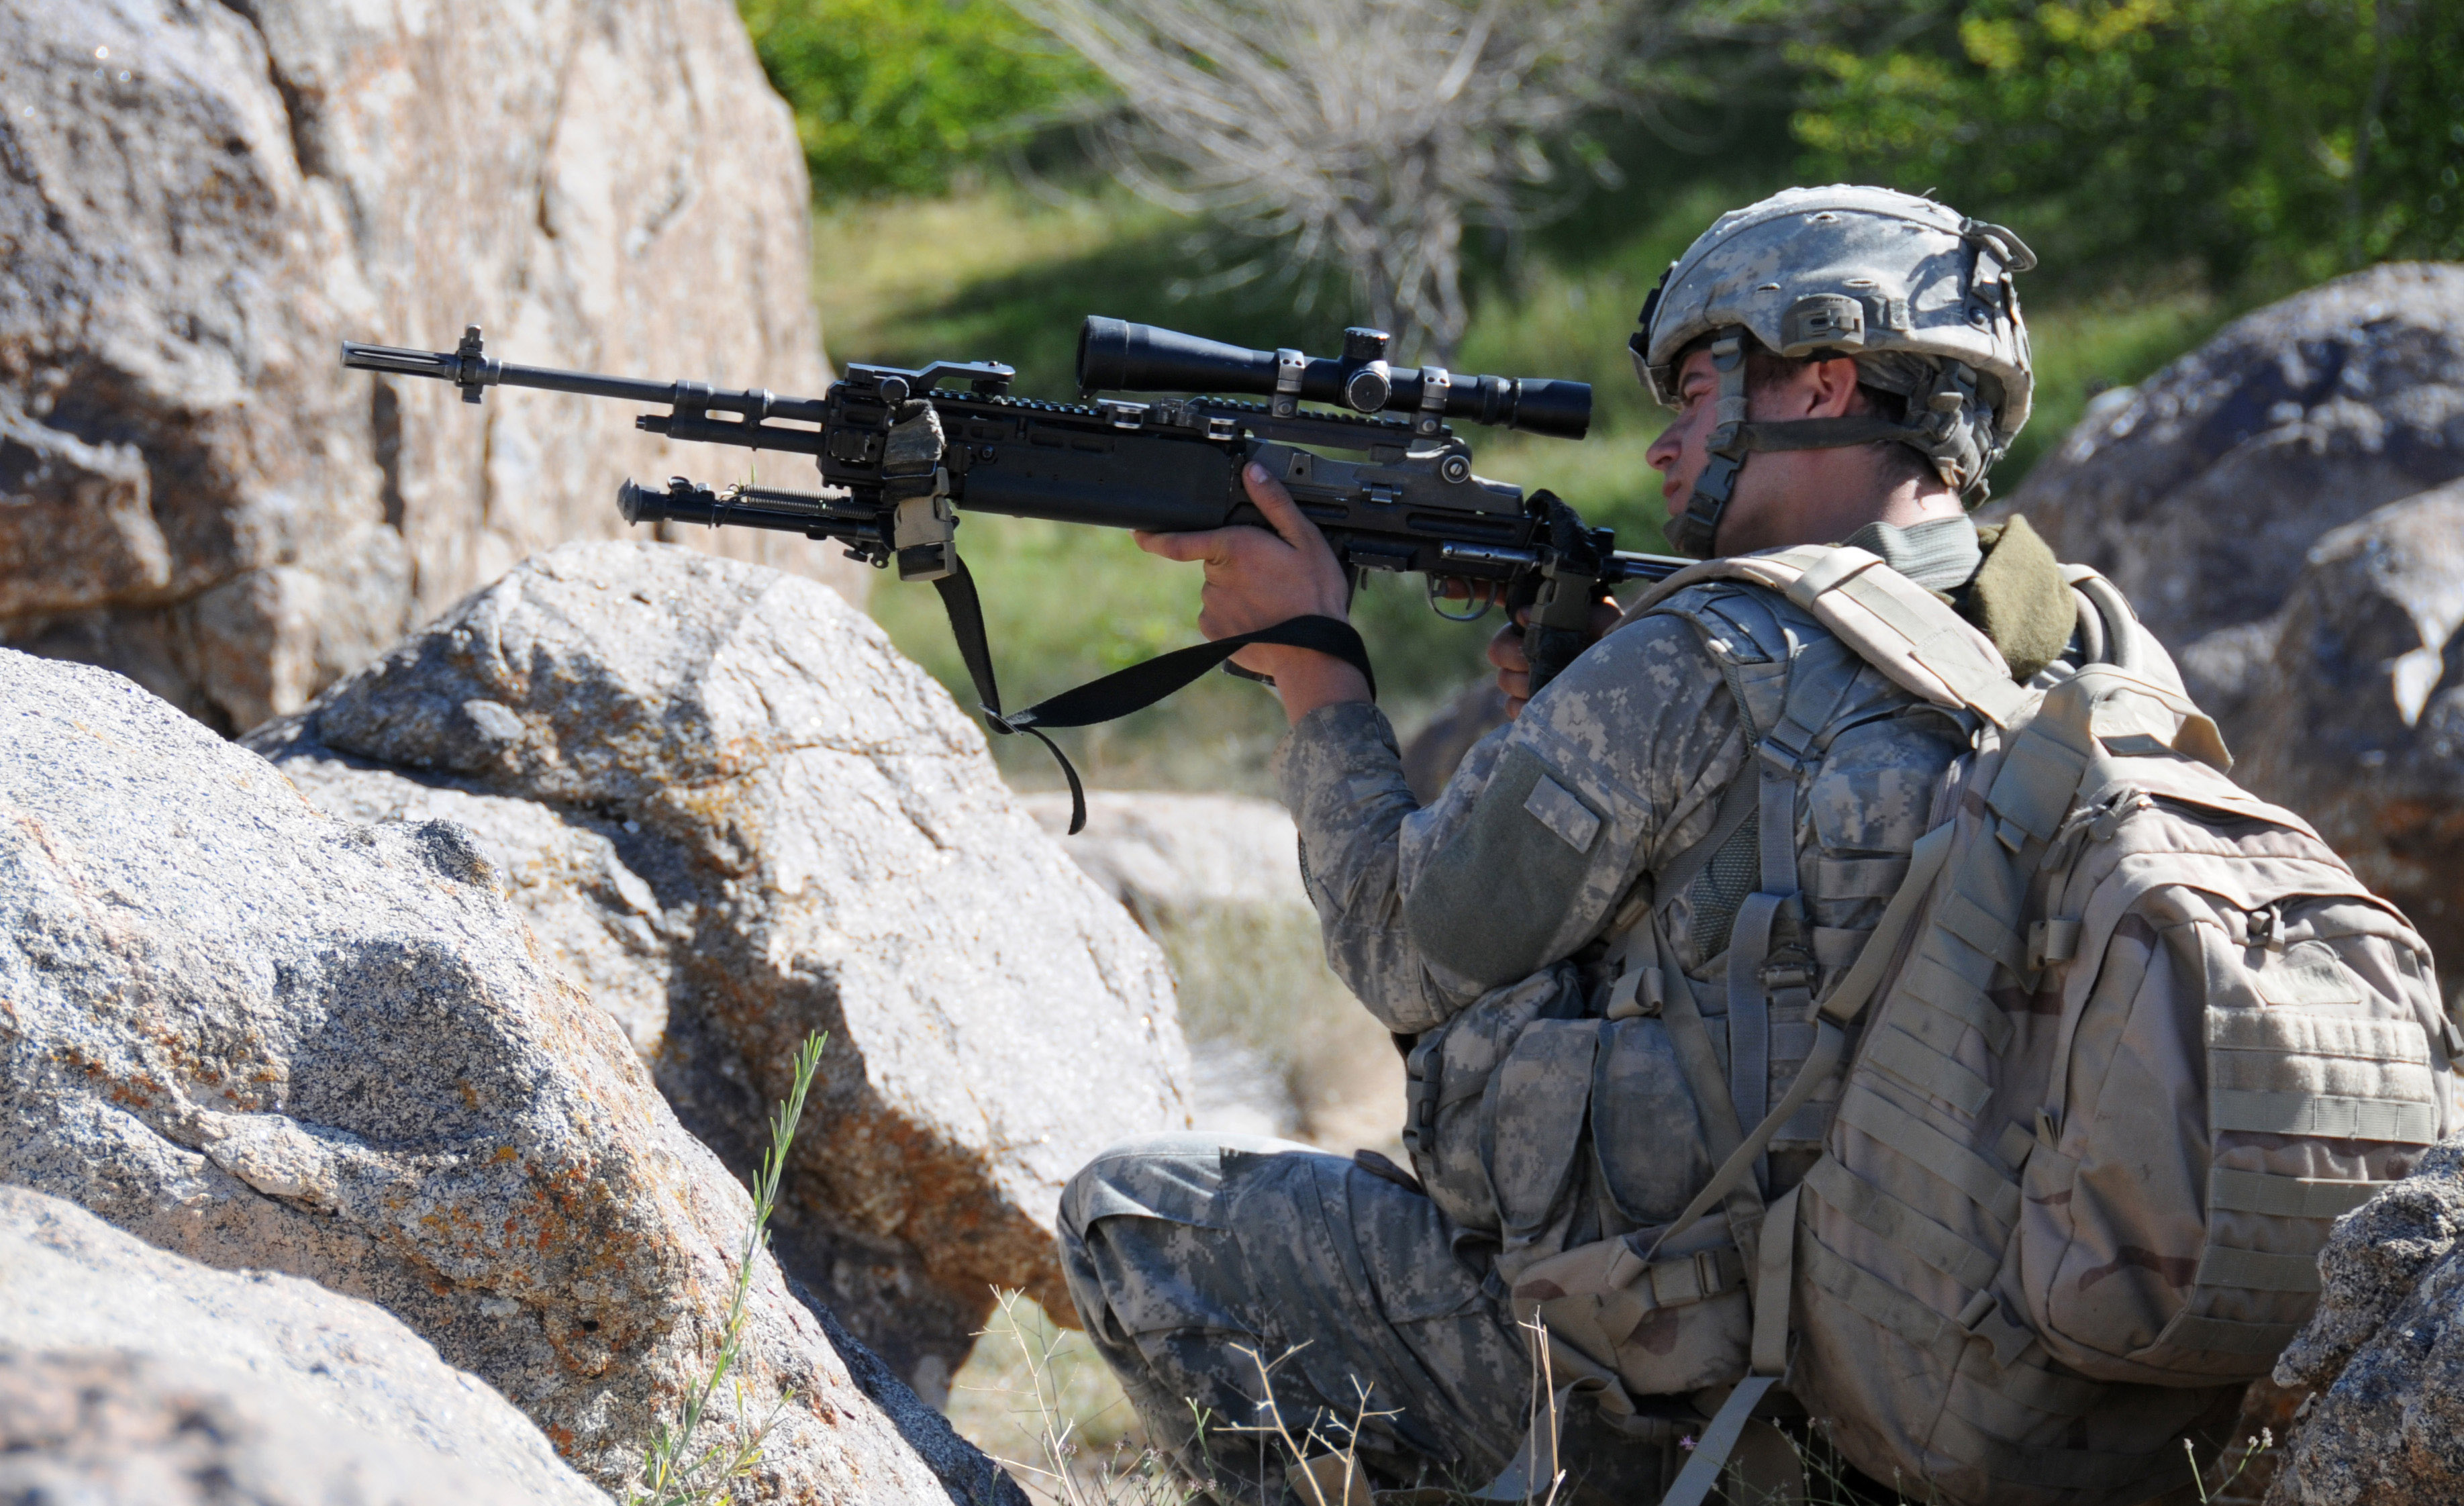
[1059,1133,1532,1497]
[1059,519,1998,1494]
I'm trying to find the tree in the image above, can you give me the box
[1793,0,2464,291]
[1009,0,1684,362]
[738,0,1093,197]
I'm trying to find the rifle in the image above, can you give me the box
[340,319,1685,828]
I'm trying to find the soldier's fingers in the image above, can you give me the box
[1134,528,1236,566]
[1496,667,1531,717]
[1487,621,1530,674]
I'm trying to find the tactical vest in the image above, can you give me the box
[1399,546,2457,1506]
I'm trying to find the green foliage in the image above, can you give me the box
[739,0,1093,196]
[1794,0,2464,289]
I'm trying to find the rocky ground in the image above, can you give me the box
[244,542,1193,1407]
[0,1185,608,1506]
[1,636,1063,1501]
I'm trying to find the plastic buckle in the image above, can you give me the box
[1759,950,1816,996]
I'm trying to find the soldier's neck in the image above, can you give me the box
[1717,451,1962,556]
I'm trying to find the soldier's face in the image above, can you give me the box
[1642,347,1871,554]
[1644,350,1722,527]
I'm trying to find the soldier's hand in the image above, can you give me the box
[1486,599,1623,719]
[1134,462,1371,723]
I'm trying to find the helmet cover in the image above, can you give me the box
[1632,185,2036,519]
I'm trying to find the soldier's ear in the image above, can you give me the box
[1806,355,1865,418]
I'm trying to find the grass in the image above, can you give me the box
[944,1291,1162,1505]
[948,1291,1562,1506]
[628,1031,828,1506]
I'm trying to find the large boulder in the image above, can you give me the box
[2263,1142,2464,1504]
[1991,265,2464,999]
[2004,262,2464,661]
[248,542,1193,1403]
[0,645,1021,1503]
[0,1185,607,1506]
[2234,484,2464,988]
[0,0,863,737]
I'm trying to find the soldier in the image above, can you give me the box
[1058,185,2078,1501]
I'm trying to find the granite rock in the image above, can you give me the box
[251,542,1194,1401]
[0,645,1020,1503]
[2233,483,2464,995]
[2265,1142,2464,1505]
[0,0,863,735]
[2001,262,2464,670]
[0,1184,607,1506]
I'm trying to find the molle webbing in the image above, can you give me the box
[1591,543,2428,1506]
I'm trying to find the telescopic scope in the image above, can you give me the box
[1076,317,1590,441]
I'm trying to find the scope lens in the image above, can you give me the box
[1506,380,1591,441]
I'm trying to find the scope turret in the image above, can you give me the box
[1076,317,1590,441]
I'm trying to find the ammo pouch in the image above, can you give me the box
[1506,1211,1751,1397]
[1402,961,1723,1272]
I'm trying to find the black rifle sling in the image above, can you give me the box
[928,558,1085,832]
[930,556,1374,837]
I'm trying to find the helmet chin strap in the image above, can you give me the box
[1667,336,1750,558]
[1665,332,1957,558]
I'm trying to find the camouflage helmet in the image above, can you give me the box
[1630,184,2037,556]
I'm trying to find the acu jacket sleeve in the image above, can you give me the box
[1275,614,1753,1037]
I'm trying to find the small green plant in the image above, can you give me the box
[629,1030,830,1506]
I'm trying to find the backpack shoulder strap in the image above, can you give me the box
[1624,545,2033,729]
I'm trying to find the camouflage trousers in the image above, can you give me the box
[1058,1132,1624,1499]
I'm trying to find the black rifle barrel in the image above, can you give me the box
[340,340,829,422]
[1077,317,1591,441]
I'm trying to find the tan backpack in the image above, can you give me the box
[1494,545,2457,1506]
